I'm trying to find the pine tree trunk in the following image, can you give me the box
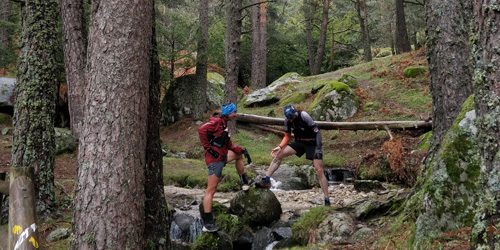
[303,0,316,75]
[224,0,242,134]
[144,2,169,249]
[71,0,152,248]
[471,1,500,248]
[425,0,472,158]
[61,0,87,140]
[251,0,267,89]
[356,0,372,62]
[194,0,209,119]
[0,0,12,51]
[311,0,329,75]
[395,0,411,54]
[12,0,58,218]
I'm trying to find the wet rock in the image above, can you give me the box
[230,188,282,227]
[251,227,274,250]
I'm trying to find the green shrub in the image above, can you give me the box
[291,206,335,245]
[403,66,426,78]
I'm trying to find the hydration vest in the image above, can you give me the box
[287,111,317,140]
[207,116,230,148]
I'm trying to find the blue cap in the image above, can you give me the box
[284,105,296,119]
[222,103,237,115]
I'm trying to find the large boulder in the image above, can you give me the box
[206,72,224,110]
[241,72,303,108]
[230,188,282,227]
[161,74,224,125]
[315,212,355,244]
[241,88,279,107]
[271,164,319,190]
[308,81,359,121]
[0,77,15,115]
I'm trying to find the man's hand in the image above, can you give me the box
[271,146,282,158]
[207,148,219,159]
[242,148,252,164]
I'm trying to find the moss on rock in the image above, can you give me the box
[403,66,427,78]
[280,92,307,106]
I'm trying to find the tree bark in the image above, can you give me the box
[193,0,209,119]
[303,0,316,75]
[12,0,58,218]
[224,0,242,134]
[356,0,372,62]
[71,0,152,248]
[425,0,472,162]
[0,0,12,51]
[471,1,500,248]
[395,0,411,54]
[251,0,267,89]
[312,0,330,75]
[143,2,169,249]
[236,113,431,131]
[61,0,87,140]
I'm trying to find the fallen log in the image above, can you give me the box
[236,113,432,131]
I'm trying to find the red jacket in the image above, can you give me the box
[198,115,243,165]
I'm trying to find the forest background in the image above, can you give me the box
[1,0,499,250]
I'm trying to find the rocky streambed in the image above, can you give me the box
[164,178,408,249]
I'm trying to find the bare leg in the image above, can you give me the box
[266,146,296,177]
[227,150,244,175]
[313,159,329,198]
[203,174,220,213]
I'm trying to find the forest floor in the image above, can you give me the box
[0,50,471,249]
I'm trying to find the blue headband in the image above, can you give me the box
[222,103,237,115]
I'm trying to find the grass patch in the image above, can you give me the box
[163,157,257,191]
[163,158,207,188]
[291,206,335,245]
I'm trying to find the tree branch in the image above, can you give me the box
[240,0,275,12]
[403,0,424,6]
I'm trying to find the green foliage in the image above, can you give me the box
[291,206,335,245]
[403,66,427,78]
[0,114,11,124]
[192,233,222,250]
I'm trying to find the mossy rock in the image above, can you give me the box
[308,81,358,121]
[337,74,359,89]
[403,66,426,78]
[375,50,391,58]
[230,188,282,227]
[192,231,233,250]
[280,92,307,106]
[207,72,225,88]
